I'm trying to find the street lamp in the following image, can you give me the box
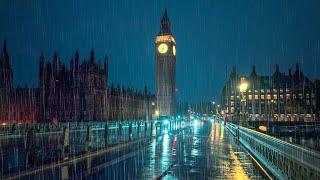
[238,79,248,126]
[155,110,160,117]
[239,82,248,93]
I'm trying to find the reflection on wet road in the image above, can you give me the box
[91,121,266,179]
[8,121,267,179]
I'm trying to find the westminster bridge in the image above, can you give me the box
[0,118,319,179]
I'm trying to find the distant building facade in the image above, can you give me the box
[155,9,177,116]
[221,64,319,122]
[0,39,154,124]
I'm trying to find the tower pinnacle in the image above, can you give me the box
[159,8,171,35]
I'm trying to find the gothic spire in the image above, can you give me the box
[250,65,257,77]
[1,38,9,64]
[90,48,94,63]
[159,8,171,35]
[2,38,8,55]
[75,49,79,60]
[104,54,108,79]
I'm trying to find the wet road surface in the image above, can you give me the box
[5,121,267,179]
[90,121,267,179]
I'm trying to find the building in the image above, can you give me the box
[0,39,38,125]
[155,9,177,117]
[39,49,108,122]
[221,64,319,123]
[0,39,155,124]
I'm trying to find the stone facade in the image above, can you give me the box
[0,39,154,124]
[222,64,319,122]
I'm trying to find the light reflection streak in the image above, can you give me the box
[228,148,249,180]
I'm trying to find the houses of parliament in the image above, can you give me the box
[0,39,155,124]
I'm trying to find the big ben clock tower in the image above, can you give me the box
[155,9,176,117]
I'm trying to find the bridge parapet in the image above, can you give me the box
[227,123,320,179]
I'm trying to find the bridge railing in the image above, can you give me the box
[0,119,149,136]
[226,122,320,179]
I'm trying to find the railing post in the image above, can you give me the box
[86,124,92,152]
[25,127,36,168]
[144,121,147,136]
[129,122,132,140]
[104,123,108,148]
[118,122,122,136]
[61,127,70,160]
[150,121,154,136]
[137,121,141,135]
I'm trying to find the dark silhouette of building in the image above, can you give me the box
[155,9,176,116]
[39,49,108,122]
[0,39,154,124]
[222,64,319,122]
[0,39,38,124]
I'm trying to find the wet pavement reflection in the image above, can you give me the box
[91,121,266,179]
[4,121,267,179]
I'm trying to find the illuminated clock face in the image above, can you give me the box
[173,46,176,56]
[158,43,168,54]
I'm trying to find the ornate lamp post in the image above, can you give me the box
[239,79,248,127]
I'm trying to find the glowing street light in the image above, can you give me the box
[239,82,248,92]
[155,110,160,116]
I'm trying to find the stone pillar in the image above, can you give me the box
[25,128,36,168]
[62,127,69,160]
[86,125,92,152]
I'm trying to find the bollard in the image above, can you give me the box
[25,128,36,168]
[129,123,132,140]
[104,123,108,147]
[86,125,92,152]
[62,127,69,160]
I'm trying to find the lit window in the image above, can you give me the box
[249,95,252,100]
[286,94,290,99]
[255,95,259,100]
[273,94,278,99]
[267,94,271,100]
[261,95,265,100]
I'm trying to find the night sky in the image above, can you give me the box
[1,0,320,103]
